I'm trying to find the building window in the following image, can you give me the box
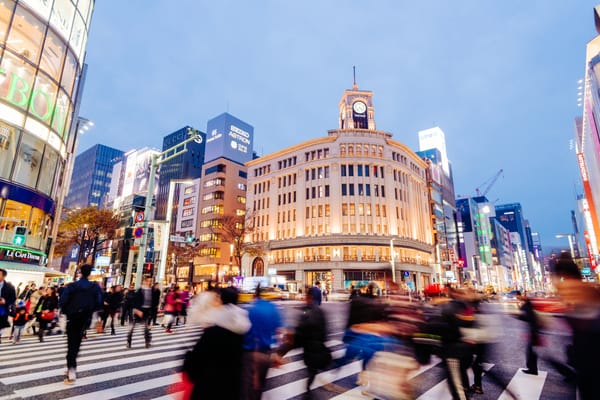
[183,197,196,206]
[182,208,193,217]
[181,219,193,228]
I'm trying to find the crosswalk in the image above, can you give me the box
[0,326,567,399]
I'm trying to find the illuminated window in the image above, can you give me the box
[183,197,196,206]
[182,208,193,217]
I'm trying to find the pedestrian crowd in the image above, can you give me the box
[1,253,599,400]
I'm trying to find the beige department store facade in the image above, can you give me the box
[243,85,435,293]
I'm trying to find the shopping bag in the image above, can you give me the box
[361,351,418,400]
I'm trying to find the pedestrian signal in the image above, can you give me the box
[13,226,26,246]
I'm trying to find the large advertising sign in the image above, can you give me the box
[205,113,253,164]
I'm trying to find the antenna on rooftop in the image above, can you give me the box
[353,66,357,89]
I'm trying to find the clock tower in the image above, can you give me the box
[338,79,376,130]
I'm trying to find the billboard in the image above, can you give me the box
[205,113,253,164]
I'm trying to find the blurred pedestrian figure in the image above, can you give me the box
[163,286,179,333]
[184,286,250,399]
[440,287,475,400]
[151,282,161,326]
[59,264,103,384]
[279,286,331,399]
[554,253,600,400]
[35,287,58,342]
[312,281,322,306]
[121,284,135,326]
[127,277,154,349]
[177,285,190,325]
[516,290,540,375]
[241,284,283,400]
[102,285,123,335]
[0,268,16,343]
[12,300,28,344]
[349,284,360,300]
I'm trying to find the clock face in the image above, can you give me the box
[353,101,367,114]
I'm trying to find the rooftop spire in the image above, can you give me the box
[352,66,358,89]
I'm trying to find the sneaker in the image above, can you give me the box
[522,369,538,375]
[64,368,76,385]
[469,385,484,394]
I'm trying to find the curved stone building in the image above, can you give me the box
[244,84,434,292]
[0,0,94,284]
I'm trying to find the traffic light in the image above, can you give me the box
[144,263,154,276]
[186,236,195,243]
[12,226,26,246]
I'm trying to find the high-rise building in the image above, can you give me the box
[0,1,95,284]
[155,126,205,221]
[64,144,123,209]
[417,127,459,285]
[191,113,253,288]
[575,7,600,274]
[495,203,541,290]
[244,84,434,292]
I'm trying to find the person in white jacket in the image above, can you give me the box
[183,287,250,399]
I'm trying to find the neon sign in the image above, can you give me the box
[0,68,67,136]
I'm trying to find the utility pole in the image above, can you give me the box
[130,128,203,288]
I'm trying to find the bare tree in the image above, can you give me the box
[210,212,263,271]
[54,207,120,267]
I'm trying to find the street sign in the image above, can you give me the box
[193,134,203,144]
[135,211,145,223]
[170,235,186,243]
[134,227,143,238]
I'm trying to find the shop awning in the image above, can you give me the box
[0,261,67,277]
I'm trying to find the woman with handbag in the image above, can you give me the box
[34,287,58,342]
[163,287,180,333]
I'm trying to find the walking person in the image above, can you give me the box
[12,300,29,344]
[151,282,161,326]
[183,286,251,399]
[121,284,135,326]
[241,284,284,400]
[0,268,16,342]
[163,286,180,333]
[35,287,58,342]
[278,286,331,399]
[517,291,540,375]
[59,264,103,384]
[102,285,123,335]
[312,281,323,306]
[127,277,153,349]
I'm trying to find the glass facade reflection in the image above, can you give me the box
[0,0,94,266]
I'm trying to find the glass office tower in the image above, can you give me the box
[0,1,94,280]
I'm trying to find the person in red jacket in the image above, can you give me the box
[12,300,28,344]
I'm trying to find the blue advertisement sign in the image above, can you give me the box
[205,113,254,164]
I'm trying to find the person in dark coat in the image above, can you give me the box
[311,281,323,306]
[517,291,540,375]
[59,264,104,384]
[0,268,16,342]
[151,282,161,325]
[184,287,250,400]
[279,286,331,399]
[102,285,123,335]
[35,287,59,342]
[121,284,136,325]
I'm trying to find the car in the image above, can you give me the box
[501,290,521,302]
[238,287,284,303]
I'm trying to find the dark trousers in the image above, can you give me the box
[444,353,471,400]
[102,310,117,331]
[66,315,88,369]
[151,306,158,325]
[127,308,151,345]
[526,340,538,373]
[241,351,272,400]
[472,343,485,387]
[121,306,132,325]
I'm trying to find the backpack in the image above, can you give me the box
[64,282,100,317]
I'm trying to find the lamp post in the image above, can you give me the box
[133,128,203,288]
[156,179,193,288]
[390,239,397,283]
[555,234,575,257]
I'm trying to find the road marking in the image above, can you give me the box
[498,370,547,400]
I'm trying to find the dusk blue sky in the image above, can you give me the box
[78,1,596,250]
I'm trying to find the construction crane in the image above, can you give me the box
[475,169,504,197]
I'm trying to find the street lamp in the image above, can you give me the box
[156,179,194,288]
[555,234,575,257]
[390,239,397,283]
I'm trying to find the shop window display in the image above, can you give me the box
[12,132,44,188]
[6,5,44,64]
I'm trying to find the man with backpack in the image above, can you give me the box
[59,264,103,385]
